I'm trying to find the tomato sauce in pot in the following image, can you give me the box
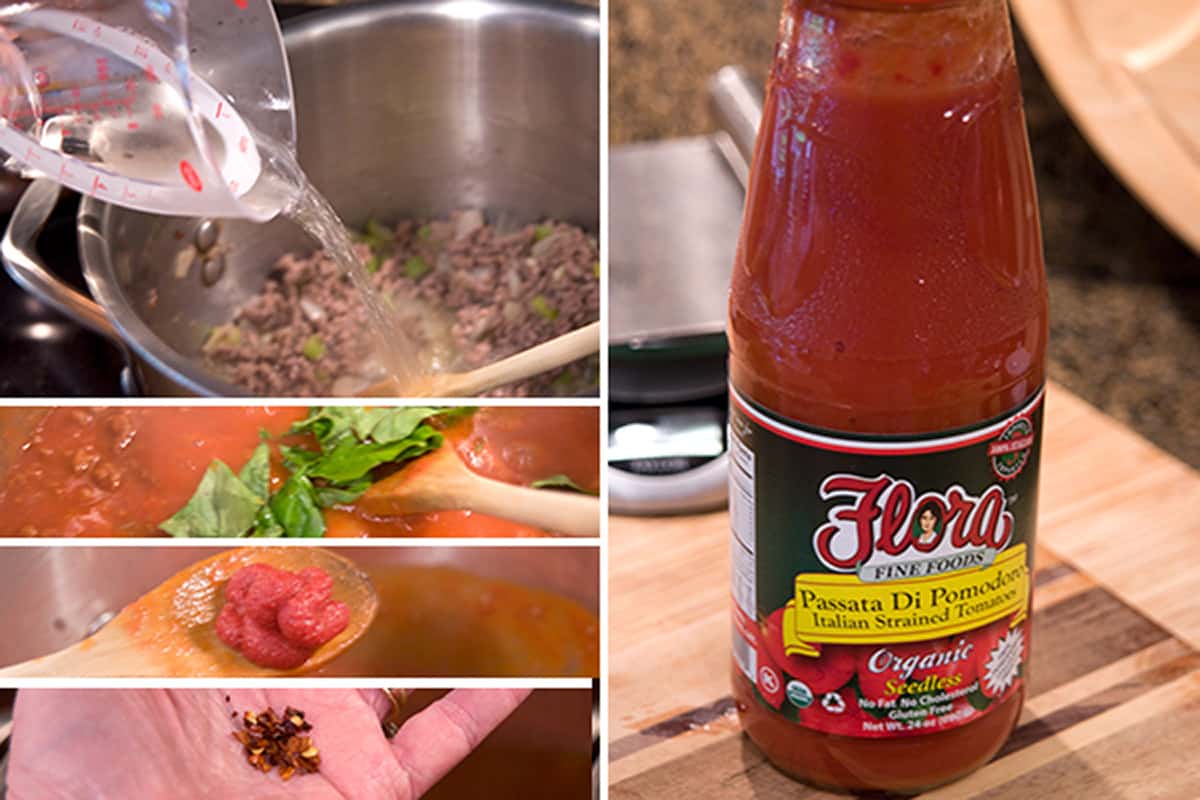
[0,407,598,538]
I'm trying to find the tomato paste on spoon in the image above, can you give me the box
[216,564,350,670]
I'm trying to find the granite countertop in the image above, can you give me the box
[610,0,1200,469]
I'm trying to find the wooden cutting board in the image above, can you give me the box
[609,383,1200,798]
[1011,0,1200,254]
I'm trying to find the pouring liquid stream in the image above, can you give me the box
[252,134,428,393]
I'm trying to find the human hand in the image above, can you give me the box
[7,687,530,799]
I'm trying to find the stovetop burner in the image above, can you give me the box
[0,193,127,397]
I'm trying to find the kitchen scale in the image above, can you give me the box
[608,67,760,515]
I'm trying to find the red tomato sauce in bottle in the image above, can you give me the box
[727,0,1047,792]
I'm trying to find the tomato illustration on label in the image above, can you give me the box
[797,687,866,737]
[755,644,787,710]
[763,609,856,694]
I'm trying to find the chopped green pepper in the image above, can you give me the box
[301,335,326,361]
[404,256,431,280]
[364,218,394,243]
[530,295,559,321]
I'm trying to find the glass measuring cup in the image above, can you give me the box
[0,0,295,220]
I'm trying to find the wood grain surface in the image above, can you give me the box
[1011,0,1200,254]
[609,384,1200,798]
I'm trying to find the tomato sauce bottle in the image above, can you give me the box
[727,0,1047,792]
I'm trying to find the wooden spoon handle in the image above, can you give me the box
[435,321,601,396]
[0,630,149,678]
[452,473,601,537]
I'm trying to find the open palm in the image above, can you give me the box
[7,688,529,799]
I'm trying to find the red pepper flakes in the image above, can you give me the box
[232,706,321,781]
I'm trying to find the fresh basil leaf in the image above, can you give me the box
[160,460,262,538]
[289,407,368,450]
[531,474,595,495]
[313,476,373,508]
[270,474,326,538]
[357,407,441,444]
[307,426,443,483]
[281,445,321,473]
[250,503,285,538]
[239,442,272,501]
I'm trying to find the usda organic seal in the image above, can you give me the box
[786,680,814,709]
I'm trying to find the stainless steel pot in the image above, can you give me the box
[0,546,598,668]
[2,1,600,396]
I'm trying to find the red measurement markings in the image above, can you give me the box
[59,162,75,181]
[215,101,225,119]
[96,57,111,112]
[153,104,164,120]
[2,97,130,121]
[180,160,203,192]
[90,174,108,195]
[234,0,249,8]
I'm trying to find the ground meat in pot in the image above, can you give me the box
[202,211,600,397]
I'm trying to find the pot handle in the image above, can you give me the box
[608,453,730,516]
[1,178,122,344]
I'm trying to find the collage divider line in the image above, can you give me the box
[0,536,599,548]
[0,677,595,691]
[597,0,613,793]
[0,396,602,409]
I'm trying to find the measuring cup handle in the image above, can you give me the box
[2,178,122,344]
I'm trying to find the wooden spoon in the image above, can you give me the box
[0,548,377,678]
[357,446,600,537]
[363,321,601,397]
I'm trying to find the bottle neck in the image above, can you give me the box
[773,0,1014,93]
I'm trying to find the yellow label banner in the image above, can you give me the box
[783,544,1030,657]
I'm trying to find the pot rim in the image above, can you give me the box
[77,0,601,397]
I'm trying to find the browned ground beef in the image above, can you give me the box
[202,211,600,397]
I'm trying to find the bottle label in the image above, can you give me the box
[729,386,1043,738]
